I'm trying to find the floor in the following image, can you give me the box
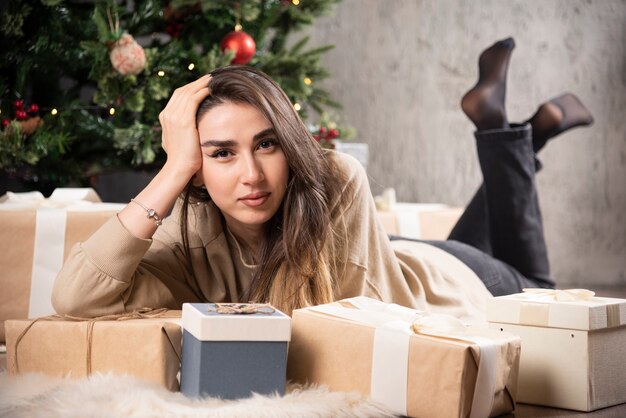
[1,287,625,416]
[515,403,626,417]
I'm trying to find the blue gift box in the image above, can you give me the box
[180,302,291,399]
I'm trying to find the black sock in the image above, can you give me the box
[526,93,594,152]
[461,37,515,131]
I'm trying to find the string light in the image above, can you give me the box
[18,105,120,116]
[294,103,301,111]
[157,70,165,77]
[292,0,300,5]
[303,77,312,86]
[188,63,195,71]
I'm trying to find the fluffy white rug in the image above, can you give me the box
[0,372,395,418]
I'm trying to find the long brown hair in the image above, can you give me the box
[180,66,349,314]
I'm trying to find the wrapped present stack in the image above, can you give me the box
[487,289,626,411]
[5,309,182,390]
[0,188,124,342]
[287,297,521,418]
[181,302,291,399]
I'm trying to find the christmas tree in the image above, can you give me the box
[0,0,341,192]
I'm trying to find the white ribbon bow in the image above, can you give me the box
[0,188,102,209]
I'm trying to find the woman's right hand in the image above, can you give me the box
[119,75,212,239]
[159,74,212,181]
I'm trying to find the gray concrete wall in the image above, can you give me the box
[304,0,626,288]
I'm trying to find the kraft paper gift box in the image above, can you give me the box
[287,297,521,418]
[377,203,463,240]
[0,188,124,342]
[5,309,182,390]
[486,288,626,411]
[180,303,291,399]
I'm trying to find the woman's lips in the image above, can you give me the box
[239,192,270,207]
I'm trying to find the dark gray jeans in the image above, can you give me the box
[391,124,555,296]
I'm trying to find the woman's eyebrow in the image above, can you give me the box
[253,128,275,141]
[201,139,237,148]
[200,128,274,148]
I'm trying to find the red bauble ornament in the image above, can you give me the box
[28,103,39,114]
[1,118,10,128]
[15,110,28,120]
[328,128,339,139]
[220,31,256,65]
[14,100,24,110]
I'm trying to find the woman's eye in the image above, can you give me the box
[210,150,232,159]
[258,139,276,149]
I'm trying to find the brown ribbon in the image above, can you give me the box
[207,303,275,315]
[12,307,173,375]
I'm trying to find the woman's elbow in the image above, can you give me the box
[52,289,122,318]
[51,271,120,317]
[51,282,88,316]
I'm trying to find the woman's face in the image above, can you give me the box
[197,101,289,233]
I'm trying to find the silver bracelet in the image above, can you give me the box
[130,199,163,226]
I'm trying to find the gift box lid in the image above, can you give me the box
[486,289,626,331]
[0,188,125,211]
[182,303,291,342]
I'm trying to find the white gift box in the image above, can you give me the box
[487,289,626,411]
[333,141,369,169]
[180,303,291,399]
[377,203,463,240]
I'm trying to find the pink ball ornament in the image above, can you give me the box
[109,33,147,76]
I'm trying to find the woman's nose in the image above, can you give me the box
[241,155,265,184]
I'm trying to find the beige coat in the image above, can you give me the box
[52,152,492,322]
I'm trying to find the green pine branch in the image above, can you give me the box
[0,0,345,187]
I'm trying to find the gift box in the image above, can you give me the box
[377,203,463,240]
[287,297,521,418]
[487,288,626,411]
[0,188,124,342]
[4,309,182,390]
[180,303,291,399]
